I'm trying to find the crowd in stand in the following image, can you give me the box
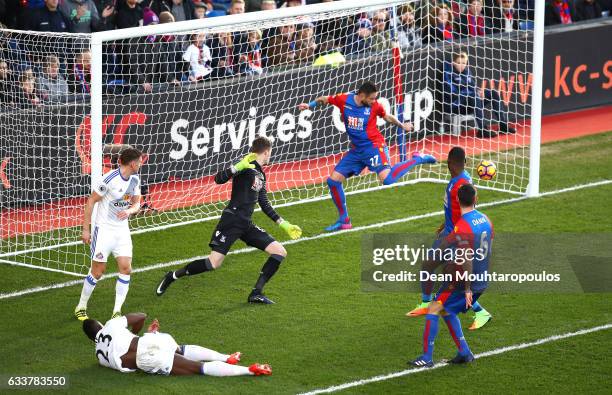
[0,0,610,109]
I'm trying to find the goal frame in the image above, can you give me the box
[90,0,543,197]
[0,0,544,275]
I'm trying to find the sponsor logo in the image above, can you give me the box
[96,252,104,260]
[347,116,365,130]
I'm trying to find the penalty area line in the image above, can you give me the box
[298,323,612,395]
[1,178,611,301]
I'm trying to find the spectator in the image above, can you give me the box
[157,11,188,83]
[151,0,196,22]
[115,0,142,29]
[294,23,317,63]
[37,54,69,102]
[545,0,576,25]
[343,18,372,55]
[27,0,73,32]
[397,3,422,49]
[68,49,91,94]
[314,2,351,54]
[15,70,41,107]
[60,0,114,33]
[516,0,535,21]
[240,30,264,74]
[457,0,488,38]
[423,4,455,44]
[183,32,213,81]
[209,31,235,78]
[194,1,207,18]
[0,59,16,106]
[14,0,45,30]
[267,24,296,66]
[228,0,245,13]
[259,0,276,11]
[488,0,520,33]
[575,0,604,20]
[135,8,170,92]
[228,0,250,71]
[370,10,393,51]
[442,51,516,139]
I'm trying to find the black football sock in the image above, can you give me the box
[174,258,214,278]
[253,254,285,293]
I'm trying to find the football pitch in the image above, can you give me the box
[1,132,611,394]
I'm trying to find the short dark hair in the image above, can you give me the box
[447,146,466,165]
[119,147,142,165]
[357,81,378,95]
[458,184,477,207]
[453,51,468,61]
[82,319,103,341]
[250,136,272,154]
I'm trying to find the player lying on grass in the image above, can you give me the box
[75,148,143,321]
[410,184,493,367]
[298,81,436,232]
[156,136,302,304]
[82,312,271,376]
[406,147,492,330]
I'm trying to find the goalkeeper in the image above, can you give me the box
[156,137,301,304]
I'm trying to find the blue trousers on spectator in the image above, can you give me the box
[445,89,509,132]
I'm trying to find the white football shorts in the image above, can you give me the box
[90,225,132,263]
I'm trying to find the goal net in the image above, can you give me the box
[0,0,540,276]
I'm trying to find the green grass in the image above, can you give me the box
[1,132,611,394]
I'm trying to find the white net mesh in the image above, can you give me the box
[0,0,536,274]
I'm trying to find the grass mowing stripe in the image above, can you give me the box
[299,323,612,395]
[1,178,610,300]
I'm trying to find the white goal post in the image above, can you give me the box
[0,0,543,275]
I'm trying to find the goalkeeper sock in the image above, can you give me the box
[200,361,252,376]
[383,158,419,185]
[253,254,284,293]
[113,273,130,313]
[471,301,483,313]
[423,314,440,361]
[78,272,98,308]
[180,345,229,362]
[174,258,214,278]
[443,314,472,356]
[326,178,348,221]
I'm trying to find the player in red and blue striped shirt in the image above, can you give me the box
[298,81,436,231]
[410,183,494,367]
[406,147,492,330]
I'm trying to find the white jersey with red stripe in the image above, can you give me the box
[93,168,141,229]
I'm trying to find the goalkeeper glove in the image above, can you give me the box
[234,153,258,172]
[279,220,302,240]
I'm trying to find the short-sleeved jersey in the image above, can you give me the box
[447,209,494,292]
[93,168,141,229]
[94,316,137,373]
[327,92,387,149]
[443,170,472,233]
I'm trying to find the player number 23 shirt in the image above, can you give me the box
[94,168,141,228]
[94,316,137,373]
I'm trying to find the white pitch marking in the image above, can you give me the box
[299,323,612,395]
[1,179,610,300]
